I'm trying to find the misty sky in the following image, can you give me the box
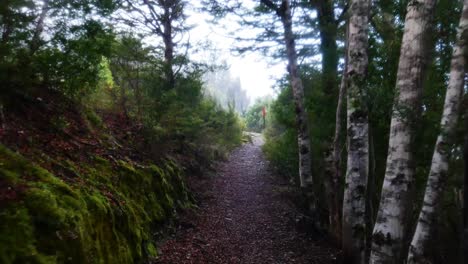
[186,3,286,101]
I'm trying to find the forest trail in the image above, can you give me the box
[155,134,339,264]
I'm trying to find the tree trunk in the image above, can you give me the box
[370,1,437,263]
[406,3,468,263]
[315,0,338,97]
[1,1,14,63]
[464,97,468,264]
[325,67,346,242]
[135,68,142,120]
[1,0,12,45]
[314,0,342,241]
[142,0,176,89]
[279,0,314,190]
[162,5,175,89]
[366,124,376,257]
[341,0,370,263]
[30,0,50,55]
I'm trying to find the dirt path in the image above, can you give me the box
[155,134,339,264]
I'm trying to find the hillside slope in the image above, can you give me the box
[0,91,200,263]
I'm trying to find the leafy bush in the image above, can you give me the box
[263,68,332,185]
[244,97,272,133]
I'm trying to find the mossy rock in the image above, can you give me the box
[0,145,190,263]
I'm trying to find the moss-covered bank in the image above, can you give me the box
[0,144,190,263]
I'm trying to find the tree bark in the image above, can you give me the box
[162,4,175,89]
[1,0,13,47]
[325,65,346,242]
[369,1,437,263]
[30,0,50,55]
[464,96,468,264]
[260,0,314,192]
[135,68,143,120]
[313,0,342,241]
[263,0,314,190]
[141,0,177,89]
[315,0,339,97]
[341,0,370,263]
[406,3,468,263]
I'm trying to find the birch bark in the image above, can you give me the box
[313,0,342,240]
[407,3,468,263]
[341,0,370,263]
[270,0,314,189]
[370,1,437,263]
[325,64,346,242]
[464,101,468,263]
[257,2,314,214]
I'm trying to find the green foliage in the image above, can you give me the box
[262,86,299,182]
[147,95,244,157]
[91,35,245,158]
[263,127,298,181]
[244,97,272,133]
[261,1,465,262]
[0,0,465,262]
[1,0,116,97]
[0,1,248,263]
[0,144,189,263]
[263,67,335,186]
[83,106,103,128]
[35,20,115,96]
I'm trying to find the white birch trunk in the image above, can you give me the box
[407,2,468,263]
[370,1,437,263]
[325,20,349,242]
[280,0,314,189]
[325,64,346,242]
[464,101,468,263]
[341,0,370,263]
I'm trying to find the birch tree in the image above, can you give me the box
[310,0,348,241]
[406,2,468,263]
[370,0,437,263]
[260,0,314,190]
[325,60,347,242]
[464,100,468,262]
[341,0,370,263]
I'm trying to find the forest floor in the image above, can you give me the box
[154,134,340,264]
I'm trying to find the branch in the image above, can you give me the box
[143,0,165,34]
[173,34,190,78]
[336,3,349,23]
[369,13,396,43]
[124,0,163,35]
[260,0,284,17]
[260,0,279,11]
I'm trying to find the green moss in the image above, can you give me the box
[146,242,158,258]
[26,188,69,229]
[92,155,109,165]
[0,144,190,264]
[83,108,103,128]
[0,207,37,263]
[0,167,19,182]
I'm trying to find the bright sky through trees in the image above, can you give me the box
[186,2,285,101]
